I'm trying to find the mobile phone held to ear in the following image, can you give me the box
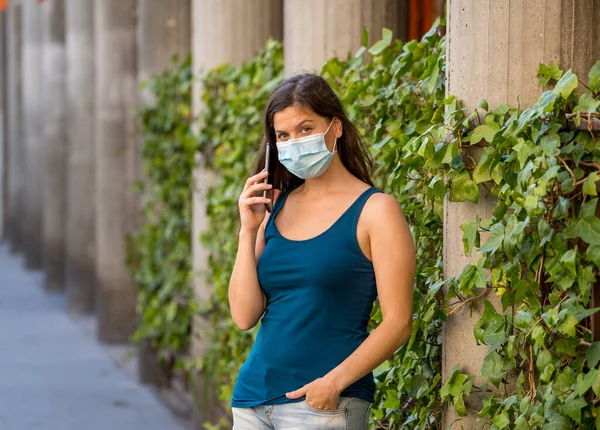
[263,142,274,212]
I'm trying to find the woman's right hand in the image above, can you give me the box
[238,170,272,233]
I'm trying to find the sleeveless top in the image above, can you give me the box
[230,185,382,408]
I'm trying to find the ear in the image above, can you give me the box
[334,117,343,139]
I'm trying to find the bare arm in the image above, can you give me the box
[228,171,272,331]
[324,193,416,392]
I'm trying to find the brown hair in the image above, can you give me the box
[253,73,374,193]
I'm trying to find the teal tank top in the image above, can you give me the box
[231,186,381,407]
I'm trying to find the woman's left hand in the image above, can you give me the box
[285,377,342,410]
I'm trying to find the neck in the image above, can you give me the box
[296,155,355,196]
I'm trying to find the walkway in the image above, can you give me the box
[0,243,186,430]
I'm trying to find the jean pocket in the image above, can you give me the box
[303,396,353,414]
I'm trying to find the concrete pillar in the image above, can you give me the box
[136,0,191,386]
[284,0,405,75]
[40,0,67,291]
[65,0,96,313]
[21,0,43,269]
[95,0,138,343]
[5,2,22,252]
[191,0,282,426]
[0,13,6,242]
[443,1,600,427]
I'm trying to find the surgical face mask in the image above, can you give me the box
[276,121,337,179]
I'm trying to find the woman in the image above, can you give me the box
[228,73,416,430]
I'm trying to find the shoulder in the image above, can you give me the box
[362,191,409,233]
[363,191,405,219]
[362,191,415,256]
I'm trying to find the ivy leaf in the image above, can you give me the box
[589,60,600,93]
[481,350,513,387]
[564,217,600,245]
[473,299,505,348]
[581,198,598,219]
[576,91,600,113]
[537,62,563,85]
[586,245,600,267]
[513,312,534,331]
[453,395,467,416]
[587,342,600,369]
[557,315,578,337]
[553,69,578,99]
[461,220,479,255]
[491,410,511,429]
[473,147,495,184]
[479,223,505,254]
[561,396,587,424]
[471,122,500,145]
[582,172,599,196]
[575,369,599,396]
[368,28,393,55]
[450,171,479,203]
[541,134,560,157]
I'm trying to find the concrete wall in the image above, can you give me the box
[94,0,139,343]
[284,0,406,75]
[65,0,96,313]
[21,0,43,269]
[443,1,600,427]
[40,0,67,292]
[5,3,22,252]
[136,0,192,387]
[190,1,283,425]
[0,13,6,242]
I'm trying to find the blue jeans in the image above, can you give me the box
[232,397,371,429]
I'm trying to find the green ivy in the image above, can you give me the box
[195,25,448,429]
[194,40,284,407]
[126,56,198,369]
[321,21,448,429]
[431,61,600,428]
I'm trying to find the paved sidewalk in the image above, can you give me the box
[0,243,186,430]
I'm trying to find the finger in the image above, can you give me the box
[240,197,271,207]
[285,385,309,399]
[243,182,273,197]
[243,170,269,191]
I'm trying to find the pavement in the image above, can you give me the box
[0,243,187,430]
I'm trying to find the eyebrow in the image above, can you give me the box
[275,119,315,134]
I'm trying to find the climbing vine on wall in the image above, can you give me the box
[321,21,447,429]
[126,56,197,370]
[196,25,448,429]
[194,40,284,410]
[430,62,600,429]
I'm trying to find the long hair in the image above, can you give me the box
[253,73,374,193]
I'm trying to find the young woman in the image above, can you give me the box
[228,73,416,430]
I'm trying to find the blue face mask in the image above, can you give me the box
[276,121,337,179]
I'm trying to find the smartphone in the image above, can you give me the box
[263,141,274,212]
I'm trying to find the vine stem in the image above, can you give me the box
[579,160,600,170]
[446,289,488,316]
[526,345,537,401]
[557,156,575,179]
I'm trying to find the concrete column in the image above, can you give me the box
[284,0,405,75]
[5,2,22,252]
[40,0,67,291]
[95,0,138,343]
[0,13,6,242]
[191,0,282,426]
[443,1,600,428]
[65,0,96,313]
[21,0,43,269]
[136,0,191,386]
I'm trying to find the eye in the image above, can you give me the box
[301,127,312,133]
[277,133,288,140]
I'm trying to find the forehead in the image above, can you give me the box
[273,105,322,130]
